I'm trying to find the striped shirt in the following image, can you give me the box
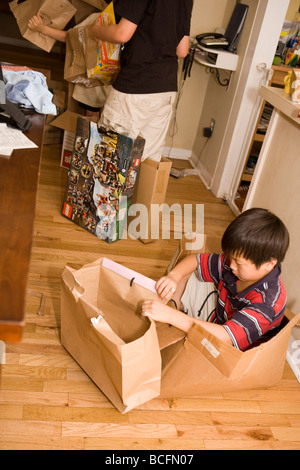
[196,253,287,351]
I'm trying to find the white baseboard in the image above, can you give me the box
[164,147,214,192]
[163,146,191,160]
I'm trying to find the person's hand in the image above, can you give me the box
[28,12,45,34]
[89,22,103,46]
[155,272,180,302]
[141,300,173,324]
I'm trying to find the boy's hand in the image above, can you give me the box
[155,273,179,302]
[28,12,45,34]
[142,300,173,324]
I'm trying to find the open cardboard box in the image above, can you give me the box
[61,234,300,413]
[51,109,98,168]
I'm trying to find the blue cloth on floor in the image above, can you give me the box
[3,69,57,115]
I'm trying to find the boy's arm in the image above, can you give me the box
[28,13,67,42]
[156,254,198,302]
[141,300,233,345]
[90,17,137,44]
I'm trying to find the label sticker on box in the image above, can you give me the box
[201,338,220,358]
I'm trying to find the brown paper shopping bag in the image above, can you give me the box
[160,312,300,397]
[9,0,77,52]
[64,13,105,86]
[61,257,162,413]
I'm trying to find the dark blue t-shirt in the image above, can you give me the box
[113,0,193,94]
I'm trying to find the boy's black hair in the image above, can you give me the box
[221,208,289,268]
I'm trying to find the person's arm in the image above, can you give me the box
[90,17,137,44]
[155,254,198,302]
[28,12,67,42]
[141,300,233,345]
[176,35,190,58]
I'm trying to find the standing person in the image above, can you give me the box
[90,0,194,241]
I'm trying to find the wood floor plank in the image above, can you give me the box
[271,426,300,442]
[62,422,178,439]
[204,439,300,450]
[210,411,291,428]
[0,390,69,406]
[164,397,262,413]
[0,435,84,450]
[176,424,275,442]
[23,405,129,424]
[259,401,300,415]
[84,437,206,450]
[127,409,213,426]
[0,419,62,440]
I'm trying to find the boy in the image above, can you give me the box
[142,208,290,351]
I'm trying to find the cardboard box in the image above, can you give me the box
[61,235,300,413]
[61,116,145,242]
[128,157,173,242]
[50,109,96,168]
[44,83,67,146]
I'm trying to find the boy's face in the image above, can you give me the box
[229,254,277,284]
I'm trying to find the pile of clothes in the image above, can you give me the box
[3,68,56,115]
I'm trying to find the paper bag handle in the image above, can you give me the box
[62,266,85,300]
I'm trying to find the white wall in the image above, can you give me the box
[164,0,230,154]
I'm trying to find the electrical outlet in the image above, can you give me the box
[204,118,216,138]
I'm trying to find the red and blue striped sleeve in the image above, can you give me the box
[222,279,287,351]
[196,253,225,284]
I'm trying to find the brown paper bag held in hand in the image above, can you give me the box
[9,0,76,52]
[61,257,162,413]
[64,13,105,86]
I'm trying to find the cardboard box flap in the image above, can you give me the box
[188,322,243,378]
[156,322,186,350]
[166,233,222,274]
[51,110,97,133]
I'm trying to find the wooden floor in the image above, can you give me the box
[1,143,300,450]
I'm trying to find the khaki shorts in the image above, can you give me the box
[72,83,112,108]
[180,272,217,321]
[98,88,176,162]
